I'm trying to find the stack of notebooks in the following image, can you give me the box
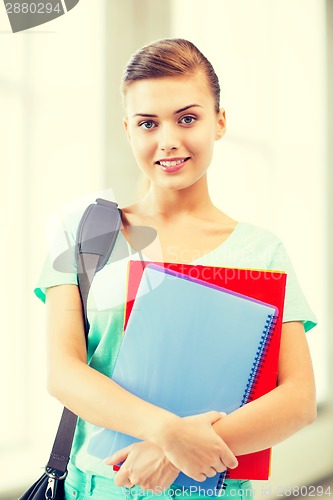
[88,261,287,493]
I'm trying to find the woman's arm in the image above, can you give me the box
[45,284,238,480]
[212,321,316,454]
[108,321,316,489]
[46,284,174,438]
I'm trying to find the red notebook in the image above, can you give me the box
[123,261,287,480]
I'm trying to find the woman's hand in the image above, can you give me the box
[104,441,180,492]
[105,411,238,490]
[154,411,238,482]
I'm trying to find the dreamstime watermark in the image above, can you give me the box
[3,0,80,33]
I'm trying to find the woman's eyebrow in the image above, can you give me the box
[132,104,203,118]
[132,112,158,118]
[174,104,203,114]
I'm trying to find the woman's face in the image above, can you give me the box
[123,72,226,192]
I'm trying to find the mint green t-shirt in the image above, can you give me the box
[34,201,317,478]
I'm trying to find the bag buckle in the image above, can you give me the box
[45,468,67,499]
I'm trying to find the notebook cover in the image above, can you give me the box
[123,261,286,480]
[88,263,285,486]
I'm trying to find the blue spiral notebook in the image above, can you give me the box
[88,263,278,492]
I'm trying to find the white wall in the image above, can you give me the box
[0,1,106,493]
[171,0,327,401]
[171,0,332,494]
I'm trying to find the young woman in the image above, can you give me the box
[35,39,317,499]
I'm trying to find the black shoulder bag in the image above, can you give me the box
[19,199,122,500]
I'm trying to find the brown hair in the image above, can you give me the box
[122,38,221,113]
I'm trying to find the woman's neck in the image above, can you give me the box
[137,177,216,219]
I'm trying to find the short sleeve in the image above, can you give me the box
[269,241,317,332]
[34,206,84,303]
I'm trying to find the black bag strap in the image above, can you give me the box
[75,198,122,332]
[44,198,122,489]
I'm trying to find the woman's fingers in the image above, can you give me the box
[125,478,134,489]
[202,410,224,425]
[220,443,238,469]
[113,467,131,487]
[204,467,219,478]
[104,445,133,466]
[104,445,137,487]
[107,441,180,491]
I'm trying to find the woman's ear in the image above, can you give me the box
[123,118,131,141]
[215,108,226,141]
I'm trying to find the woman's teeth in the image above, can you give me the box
[159,159,185,167]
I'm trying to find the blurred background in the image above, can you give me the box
[0,0,332,498]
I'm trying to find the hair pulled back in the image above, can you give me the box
[122,38,221,113]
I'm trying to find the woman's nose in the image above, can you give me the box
[158,124,180,152]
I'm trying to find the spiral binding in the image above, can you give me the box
[214,470,227,495]
[211,313,278,495]
[241,313,278,406]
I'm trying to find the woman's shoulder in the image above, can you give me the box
[44,191,118,264]
[225,221,288,270]
[235,221,283,247]
[47,191,118,239]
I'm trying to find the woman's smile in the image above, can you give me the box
[156,157,190,173]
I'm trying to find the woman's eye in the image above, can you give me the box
[180,115,196,125]
[139,120,156,130]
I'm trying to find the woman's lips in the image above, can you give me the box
[156,157,190,173]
